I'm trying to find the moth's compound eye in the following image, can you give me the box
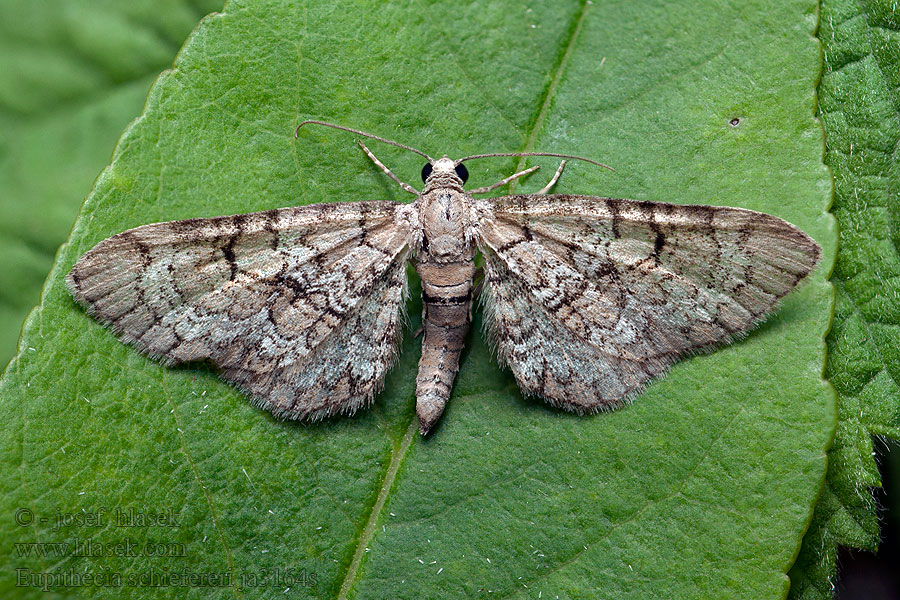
[421,163,433,183]
[454,163,469,184]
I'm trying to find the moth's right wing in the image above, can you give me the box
[473,194,821,413]
[67,201,420,421]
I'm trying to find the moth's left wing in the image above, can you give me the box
[473,194,821,413]
[67,201,419,421]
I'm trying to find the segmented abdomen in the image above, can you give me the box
[414,258,474,434]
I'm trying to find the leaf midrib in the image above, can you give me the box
[510,0,592,192]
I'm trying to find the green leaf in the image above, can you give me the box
[0,0,223,368]
[788,0,900,597]
[1,1,835,598]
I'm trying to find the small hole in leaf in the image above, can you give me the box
[729,118,741,127]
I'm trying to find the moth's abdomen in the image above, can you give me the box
[414,259,474,434]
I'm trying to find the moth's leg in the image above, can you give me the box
[357,140,420,195]
[468,165,541,194]
[536,160,566,194]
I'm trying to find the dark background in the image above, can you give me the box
[837,439,900,600]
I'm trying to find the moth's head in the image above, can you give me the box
[421,155,468,189]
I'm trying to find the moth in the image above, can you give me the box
[67,121,822,434]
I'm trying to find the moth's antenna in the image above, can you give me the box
[456,152,615,172]
[295,120,434,163]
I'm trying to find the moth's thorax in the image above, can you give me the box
[418,186,473,262]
